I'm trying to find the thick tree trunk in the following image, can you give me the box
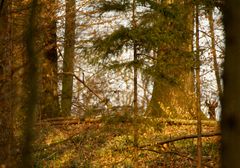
[61,0,76,116]
[221,0,240,167]
[39,0,60,119]
[0,0,14,166]
[149,0,195,119]
[22,0,38,166]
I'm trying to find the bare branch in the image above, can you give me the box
[140,132,221,149]
[59,72,104,102]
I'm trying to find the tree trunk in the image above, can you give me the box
[133,42,138,147]
[221,0,240,167]
[0,0,14,166]
[22,0,39,166]
[148,0,195,119]
[39,0,60,119]
[195,4,202,168]
[208,8,223,98]
[61,0,76,116]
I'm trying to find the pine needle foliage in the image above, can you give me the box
[138,0,179,18]
[98,0,131,12]
[93,26,131,61]
[88,0,192,77]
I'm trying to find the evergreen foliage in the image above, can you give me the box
[99,0,131,12]
[89,0,192,81]
[0,0,225,166]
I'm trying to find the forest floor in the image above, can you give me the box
[33,115,220,168]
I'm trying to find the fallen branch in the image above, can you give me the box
[36,117,101,126]
[36,116,218,127]
[140,131,221,149]
[152,118,218,126]
[39,116,79,122]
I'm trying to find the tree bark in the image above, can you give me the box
[195,4,202,168]
[39,0,60,119]
[0,0,14,166]
[133,42,138,147]
[132,1,139,166]
[221,0,240,167]
[21,0,39,166]
[208,8,223,98]
[61,0,76,116]
[148,0,195,119]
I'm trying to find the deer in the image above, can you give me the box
[205,99,218,120]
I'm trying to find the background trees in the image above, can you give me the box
[0,0,227,167]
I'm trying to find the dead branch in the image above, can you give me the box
[154,118,218,126]
[36,117,101,126]
[59,72,104,101]
[40,116,79,122]
[140,132,221,149]
[36,116,218,127]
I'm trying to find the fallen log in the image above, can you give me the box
[36,116,218,127]
[36,117,101,126]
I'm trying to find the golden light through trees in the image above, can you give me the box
[0,0,229,167]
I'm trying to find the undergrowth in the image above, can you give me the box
[33,115,220,167]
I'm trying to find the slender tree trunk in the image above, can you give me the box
[132,0,138,148]
[195,4,202,168]
[40,0,60,119]
[221,0,240,167]
[133,42,138,147]
[0,0,14,166]
[130,0,139,149]
[61,0,76,116]
[208,9,223,98]
[131,0,139,166]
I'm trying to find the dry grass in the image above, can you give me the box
[33,116,220,167]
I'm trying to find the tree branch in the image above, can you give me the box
[140,132,221,149]
[59,72,105,102]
